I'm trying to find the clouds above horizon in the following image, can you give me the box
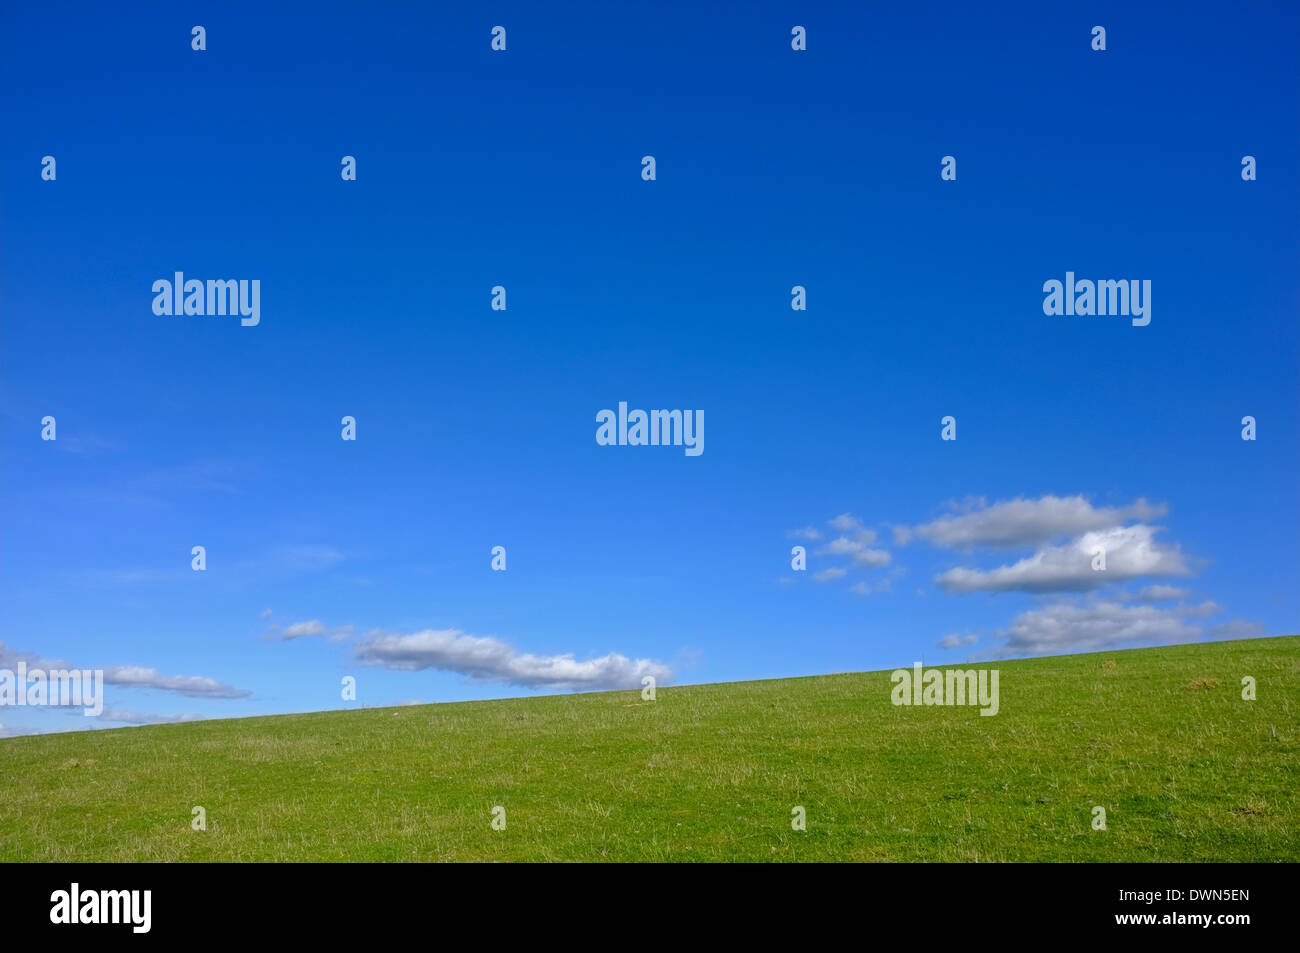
[96,707,206,726]
[0,642,250,698]
[902,495,1167,549]
[790,493,1266,659]
[262,619,355,642]
[990,600,1228,658]
[937,524,1190,594]
[353,628,671,692]
[937,633,979,650]
[1135,584,1190,602]
[101,665,251,698]
[787,513,895,594]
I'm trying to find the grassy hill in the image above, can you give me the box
[1,636,1296,862]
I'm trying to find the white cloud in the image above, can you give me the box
[829,513,864,532]
[852,548,891,568]
[102,666,251,698]
[937,634,979,649]
[1135,584,1189,602]
[820,533,884,558]
[97,708,205,726]
[937,525,1188,594]
[813,567,847,581]
[0,642,249,699]
[1207,620,1266,640]
[788,526,823,541]
[992,600,1210,657]
[912,495,1167,549]
[850,568,901,596]
[264,620,354,643]
[821,536,863,556]
[354,629,672,692]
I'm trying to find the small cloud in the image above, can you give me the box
[354,628,671,692]
[1207,620,1266,640]
[821,536,864,556]
[260,608,273,619]
[937,634,979,649]
[912,495,1167,549]
[851,548,891,568]
[103,666,251,699]
[788,527,823,541]
[1135,585,1188,602]
[283,620,326,639]
[813,567,847,581]
[97,708,205,726]
[264,620,354,643]
[829,513,864,532]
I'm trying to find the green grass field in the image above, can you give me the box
[1,636,1296,862]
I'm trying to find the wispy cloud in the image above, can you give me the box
[1207,620,1267,640]
[96,708,206,726]
[0,642,250,699]
[813,567,847,581]
[134,459,252,494]
[829,513,866,533]
[101,666,250,698]
[66,543,347,591]
[786,513,893,592]
[353,628,672,692]
[937,633,978,650]
[263,619,354,642]
[1135,584,1190,602]
[908,495,1167,549]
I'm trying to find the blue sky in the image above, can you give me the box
[1,1,1296,735]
